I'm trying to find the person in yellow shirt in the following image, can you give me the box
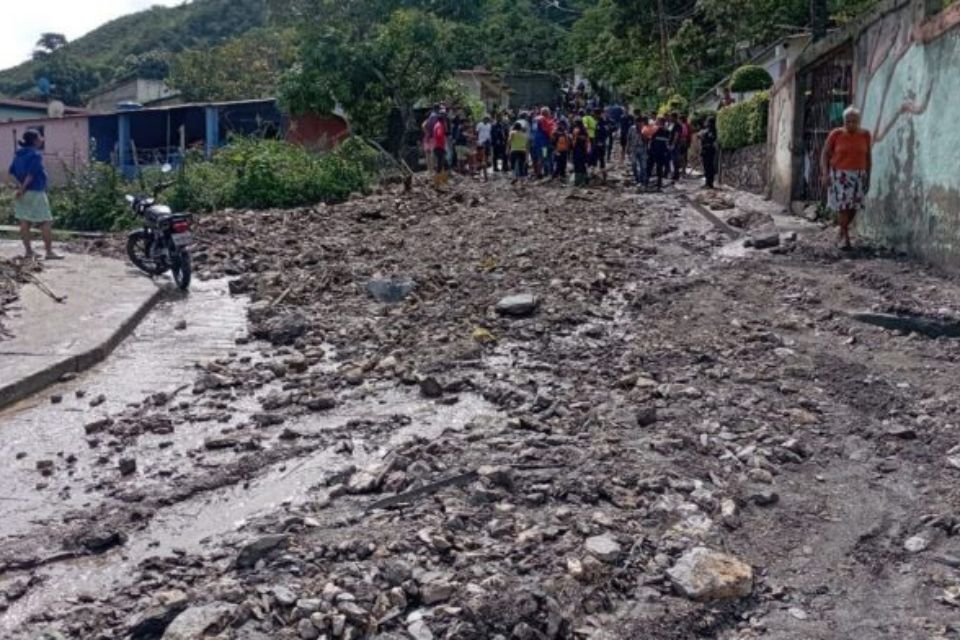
[508,122,529,185]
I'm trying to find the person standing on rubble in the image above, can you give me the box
[822,106,872,251]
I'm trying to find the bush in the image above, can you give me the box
[170,136,375,213]
[730,65,773,93]
[657,93,689,118]
[717,91,769,151]
[52,162,135,231]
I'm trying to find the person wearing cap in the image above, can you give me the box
[8,129,60,260]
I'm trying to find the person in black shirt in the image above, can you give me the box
[491,116,508,172]
[619,113,634,164]
[700,117,719,189]
[649,117,673,190]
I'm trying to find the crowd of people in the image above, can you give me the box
[421,101,720,191]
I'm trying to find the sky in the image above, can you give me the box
[1,0,185,71]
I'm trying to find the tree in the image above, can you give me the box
[33,55,100,105]
[169,28,297,102]
[34,33,68,59]
[281,6,454,149]
[121,51,170,80]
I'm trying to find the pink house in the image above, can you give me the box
[1,115,90,187]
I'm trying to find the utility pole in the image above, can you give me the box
[811,0,828,41]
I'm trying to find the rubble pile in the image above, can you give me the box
[8,174,960,639]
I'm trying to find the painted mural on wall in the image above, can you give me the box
[855,2,960,263]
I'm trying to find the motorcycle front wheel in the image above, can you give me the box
[171,249,192,290]
[126,231,158,275]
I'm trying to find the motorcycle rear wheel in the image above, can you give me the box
[171,250,192,290]
[126,231,158,275]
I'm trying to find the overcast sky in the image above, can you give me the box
[1,0,185,71]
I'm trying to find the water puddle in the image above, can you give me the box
[0,279,249,539]
[0,391,498,635]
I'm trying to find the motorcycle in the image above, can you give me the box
[125,164,194,290]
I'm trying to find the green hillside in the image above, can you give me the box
[0,0,269,99]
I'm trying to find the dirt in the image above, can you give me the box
[3,168,960,640]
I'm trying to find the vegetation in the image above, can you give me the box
[717,91,769,150]
[169,137,376,213]
[0,0,270,102]
[169,28,298,102]
[729,65,774,93]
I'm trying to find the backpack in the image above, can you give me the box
[555,132,570,152]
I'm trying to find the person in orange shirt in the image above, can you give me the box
[821,106,872,250]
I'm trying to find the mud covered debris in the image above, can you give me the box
[6,173,960,640]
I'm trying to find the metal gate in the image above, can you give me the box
[794,44,855,203]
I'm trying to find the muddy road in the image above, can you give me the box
[2,173,960,640]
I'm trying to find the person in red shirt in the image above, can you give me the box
[821,106,872,250]
[432,114,448,187]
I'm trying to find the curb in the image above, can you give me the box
[0,286,166,410]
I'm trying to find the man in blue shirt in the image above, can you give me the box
[8,129,60,260]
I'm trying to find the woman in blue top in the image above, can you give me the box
[8,129,60,259]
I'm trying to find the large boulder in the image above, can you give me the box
[667,547,753,601]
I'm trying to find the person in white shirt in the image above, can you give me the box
[475,115,493,182]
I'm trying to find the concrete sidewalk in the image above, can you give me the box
[0,241,163,409]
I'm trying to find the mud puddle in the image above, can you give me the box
[0,279,248,537]
[1,387,498,636]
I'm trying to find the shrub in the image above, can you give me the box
[657,93,689,117]
[730,65,773,93]
[170,136,375,213]
[717,91,769,151]
[52,162,134,231]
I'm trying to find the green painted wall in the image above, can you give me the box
[857,3,960,264]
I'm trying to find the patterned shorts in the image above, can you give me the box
[827,169,867,212]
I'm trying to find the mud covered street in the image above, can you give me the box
[2,172,960,640]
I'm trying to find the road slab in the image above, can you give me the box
[0,241,162,408]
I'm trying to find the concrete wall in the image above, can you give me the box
[719,144,769,194]
[87,78,176,112]
[0,117,90,187]
[855,1,960,263]
[768,0,960,266]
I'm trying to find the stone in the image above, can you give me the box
[273,586,297,607]
[298,619,320,640]
[904,533,931,553]
[119,457,137,476]
[407,619,434,640]
[128,597,189,639]
[420,581,455,605]
[50,394,62,404]
[347,471,380,494]
[259,312,309,346]
[204,436,239,450]
[80,529,127,554]
[235,534,289,569]
[748,487,779,507]
[636,407,658,427]
[584,534,623,564]
[748,233,780,250]
[667,547,753,601]
[174,320,187,331]
[162,602,235,639]
[419,377,443,399]
[305,395,337,411]
[886,425,917,439]
[366,278,416,303]
[495,294,539,317]
[478,465,515,490]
